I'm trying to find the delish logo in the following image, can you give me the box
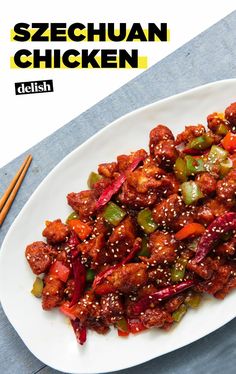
[15,79,53,95]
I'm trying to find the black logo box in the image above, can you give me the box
[15,79,53,95]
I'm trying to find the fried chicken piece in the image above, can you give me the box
[207,112,230,133]
[77,234,107,268]
[195,173,217,196]
[118,181,158,208]
[126,166,163,193]
[225,102,236,127]
[107,263,148,294]
[149,125,175,153]
[216,169,236,206]
[164,295,185,313]
[175,125,205,145]
[98,162,118,178]
[153,139,179,169]
[42,219,69,244]
[25,241,57,275]
[67,190,97,218]
[73,291,109,334]
[100,293,124,323]
[42,274,64,310]
[140,307,173,328]
[216,237,236,257]
[187,258,213,280]
[195,205,215,226]
[117,149,147,171]
[152,194,184,229]
[141,231,177,265]
[215,275,236,299]
[204,199,228,218]
[201,264,232,295]
[107,216,136,260]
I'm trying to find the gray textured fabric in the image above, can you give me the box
[0,11,236,374]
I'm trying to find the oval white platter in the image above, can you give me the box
[0,79,236,374]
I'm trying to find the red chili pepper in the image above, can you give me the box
[121,238,142,265]
[70,257,86,307]
[71,319,87,345]
[132,280,195,315]
[93,266,117,289]
[67,230,80,258]
[95,156,145,210]
[182,148,209,156]
[49,260,70,282]
[92,238,142,289]
[194,212,236,263]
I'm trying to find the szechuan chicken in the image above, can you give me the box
[26,102,236,345]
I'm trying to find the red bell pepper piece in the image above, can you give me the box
[221,132,236,153]
[128,318,147,334]
[59,301,77,321]
[49,260,70,282]
[118,329,129,337]
[71,319,87,345]
[230,152,236,168]
[95,156,145,210]
[92,238,142,289]
[68,219,92,241]
[175,223,205,241]
[194,212,236,263]
[132,280,195,315]
[70,257,86,307]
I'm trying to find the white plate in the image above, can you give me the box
[1,79,236,374]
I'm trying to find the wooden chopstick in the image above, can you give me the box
[0,155,32,226]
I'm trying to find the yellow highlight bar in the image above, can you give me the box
[10,28,170,42]
[10,55,148,69]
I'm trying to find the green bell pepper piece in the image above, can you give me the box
[87,171,102,189]
[138,237,150,257]
[215,123,228,136]
[185,155,205,176]
[31,277,44,298]
[181,181,204,205]
[137,208,157,234]
[172,303,187,322]
[187,238,199,252]
[219,158,233,178]
[116,317,129,332]
[171,258,187,283]
[208,145,228,164]
[174,157,187,182]
[66,211,79,223]
[102,202,126,226]
[187,134,214,150]
[86,269,95,282]
[185,291,201,308]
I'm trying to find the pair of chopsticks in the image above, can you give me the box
[0,155,32,226]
